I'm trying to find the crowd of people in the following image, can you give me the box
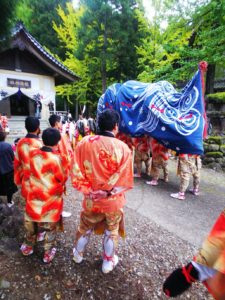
[0,109,224,298]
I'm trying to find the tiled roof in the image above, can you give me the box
[13,23,79,81]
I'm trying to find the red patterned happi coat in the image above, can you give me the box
[25,148,68,222]
[71,135,133,213]
[150,138,169,161]
[14,135,42,198]
[132,136,151,153]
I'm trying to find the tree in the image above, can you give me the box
[53,0,149,112]
[77,0,147,92]
[136,0,192,83]
[16,0,68,58]
[53,3,94,115]
[0,0,19,40]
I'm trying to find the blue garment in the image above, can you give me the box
[97,68,205,155]
[0,141,14,175]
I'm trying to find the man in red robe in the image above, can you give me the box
[49,114,72,217]
[14,117,42,199]
[71,109,133,273]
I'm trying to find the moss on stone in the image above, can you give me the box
[205,136,223,145]
[207,92,225,103]
[221,144,225,154]
[205,151,224,158]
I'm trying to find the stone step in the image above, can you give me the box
[7,117,49,143]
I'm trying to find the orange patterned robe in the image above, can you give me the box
[14,134,42,198]
[71,134,133,214]
[25,147,68,222]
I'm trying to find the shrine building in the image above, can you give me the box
[0,23,78,120]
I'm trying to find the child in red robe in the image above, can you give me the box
[20,128,68,263]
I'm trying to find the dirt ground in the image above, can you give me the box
[0,182,213,300]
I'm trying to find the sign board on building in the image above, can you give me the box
[7,78,31,89]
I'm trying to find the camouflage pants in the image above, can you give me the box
[151,157,169,181]
[134,150,151,176]
[75,210,123,250]
[178,157,201,193]
[23,219,58,251]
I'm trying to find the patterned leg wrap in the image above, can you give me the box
[76,229,92,253]
[163,262,199,297]
[103,230,114,260]
[102,230,118,273]
[73,229,92,263]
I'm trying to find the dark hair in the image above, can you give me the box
[88,118,96,133]
[14,138,20,144]
[0,130,6,141]
[42,128,61,146]
[97,109,120,132]
[25,116,40,132]
[49,114,61,127]
[76,120,85,136]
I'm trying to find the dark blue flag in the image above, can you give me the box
[97,67,206,155]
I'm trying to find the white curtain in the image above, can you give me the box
[0,87,55,104]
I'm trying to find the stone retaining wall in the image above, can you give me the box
[203,136,225,172]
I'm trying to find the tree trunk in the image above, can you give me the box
[101,62,107,93]
[206,64,215,94]
[101,5,107,93]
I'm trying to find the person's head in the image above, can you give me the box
[25,116,40,134]
[97,109,120,133]
[0,130,6,142]
[49,114,62,130]
[88,118,96,134]
[14,137,20,146]
[76,120,85,136]
[42,128,61,147]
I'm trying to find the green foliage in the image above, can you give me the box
[0,0,19,39]
[53,0,149,111]
[16,0,68,58]
[207,92,225,104]
[137,0,225,88]
[10,0,225,112]
[15,0,32,28]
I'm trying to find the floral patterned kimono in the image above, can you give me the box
[71,133,133,238]
[14,134,42,199]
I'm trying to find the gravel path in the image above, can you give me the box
[0,180,214,300]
